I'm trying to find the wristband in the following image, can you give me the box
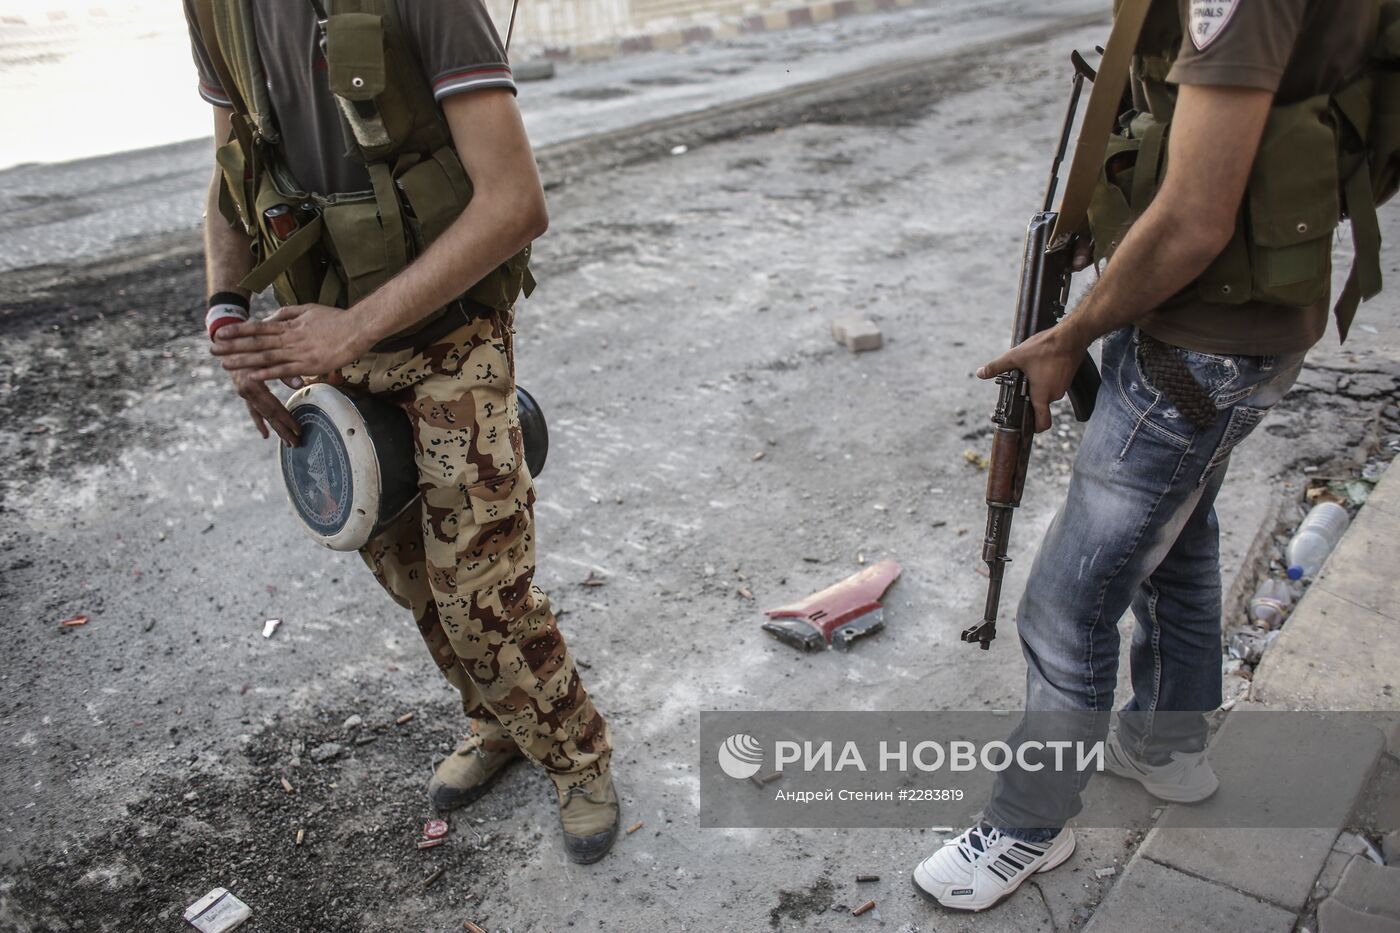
[207,292,250,341]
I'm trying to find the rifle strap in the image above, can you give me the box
[1049,0,1154,247]
[505,0,521,53]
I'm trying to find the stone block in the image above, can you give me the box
[831,315,882,352]
[1317,858,1400,933]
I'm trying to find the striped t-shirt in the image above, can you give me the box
[183,0,516,194]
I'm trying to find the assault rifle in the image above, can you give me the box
[962,52,1104,650]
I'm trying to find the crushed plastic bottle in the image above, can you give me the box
[1247,577,1294,628]
[1285,501,1350,581]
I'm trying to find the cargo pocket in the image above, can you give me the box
[326,13,387,100]
[249,174,320,305]
[322,198,392,303]
[1199,405,1266,486]
[1246,94,1340,306]
[466,466,533,528]
[395,152,470,250]
[1088,132,1142,265]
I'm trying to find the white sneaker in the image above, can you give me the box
[1104,730,1218,803]
[912,822,1076,912]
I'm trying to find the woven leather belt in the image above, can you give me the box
[1137,334,1219,429]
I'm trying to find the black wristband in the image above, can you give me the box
[208,291,250,312]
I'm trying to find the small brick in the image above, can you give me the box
[831,316,883,352]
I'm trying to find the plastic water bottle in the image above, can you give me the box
[1247,578,1294,628]
[1285,502,1350,581]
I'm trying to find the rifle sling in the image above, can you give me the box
[1049,0,1154,247]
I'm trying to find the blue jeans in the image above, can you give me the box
[984,326,1304,842]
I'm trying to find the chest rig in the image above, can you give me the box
[191,0,534,351]
[1085,0,1400,341]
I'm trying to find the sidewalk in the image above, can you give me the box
[1086,463,1400,933]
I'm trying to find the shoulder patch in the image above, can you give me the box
[1188,1,1240,50]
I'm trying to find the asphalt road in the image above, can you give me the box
[3,3,1400,931]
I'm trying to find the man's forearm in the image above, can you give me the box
[1061,202,1230,350]
[351,192,544,345]
[204,170,255,300]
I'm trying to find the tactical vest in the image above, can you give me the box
[1086,0,1400,340]
[192,0,534,351]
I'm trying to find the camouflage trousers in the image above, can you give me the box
[336,308,611,791]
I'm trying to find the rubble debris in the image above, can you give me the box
[424,819,449,840]
[762,561,902,652]
[183,887,252,933]
[1227,625,1276,664]
[626,822,644,835]
[830,315,883,352]
[856,874,880,883]
[395,712,416,725]
[355,735,378,746]
[752,451,766,462]
[261,619,281,639]
[963,449,991,471]
[59,614,89,627]
[1094,867,1117,879]
[670,144,688,156]
[852,899,877,917]
[309,742,343,764]
[342,714,363,731]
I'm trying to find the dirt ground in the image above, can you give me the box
[3,10,1400,933]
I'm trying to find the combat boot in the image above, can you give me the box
[556,771,620,864]
[427,721,522,812]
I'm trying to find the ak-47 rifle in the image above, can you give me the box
[962,52,1104,651]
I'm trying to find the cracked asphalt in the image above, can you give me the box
[2,3,1399,931]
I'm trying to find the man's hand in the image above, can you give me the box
[977,322,1090,433]
[228,367,302,446]
[211,304,373,382]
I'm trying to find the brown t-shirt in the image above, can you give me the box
[183,0,514,194]
[1135,0,1371,356]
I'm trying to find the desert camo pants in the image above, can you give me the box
[336,308,611,791]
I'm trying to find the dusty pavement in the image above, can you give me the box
[4,4,1400,933]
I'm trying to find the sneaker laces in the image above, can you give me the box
[951,822,1002,864]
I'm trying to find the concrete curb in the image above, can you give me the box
[1086,460,1400,932]
[548,0,921,62]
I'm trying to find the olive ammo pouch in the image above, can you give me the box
[193,0,535,354]
[1084,0,1400,341]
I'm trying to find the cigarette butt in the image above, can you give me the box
[856,874,880,882]
[759,771,783,785]
[423,867,445,888]
[853,899,876,916]
[295,828,305,846]
[416,838,446,850]
[463,922,487,933]
[625,822,644,835]
[60,614,89,627]
[738,587,754,600]
[280,777,295,794]
[395,712,415,725]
